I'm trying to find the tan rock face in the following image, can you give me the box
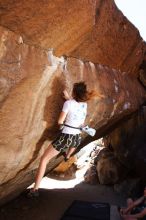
[0,0,95,55]
[0,0,145,75]
[0,26,66,204]
[0,26,146,204]
[71,0,146,76]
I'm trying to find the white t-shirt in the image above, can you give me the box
[62,99,87,134]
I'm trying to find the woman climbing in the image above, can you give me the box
[28,81,102,197]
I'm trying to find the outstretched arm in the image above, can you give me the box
[121,208,146,219]
[121,196,144,214]
[133,196,145,207]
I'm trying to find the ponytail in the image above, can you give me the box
[72,82,105,102]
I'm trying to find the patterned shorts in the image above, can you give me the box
[52,133,81,152]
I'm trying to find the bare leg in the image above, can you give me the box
[66,147,76,159]
[33,144,59,191]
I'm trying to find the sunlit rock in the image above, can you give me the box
[0,0,145,75]
[65,58,146,143]
[0,25,146,205]
[0,26,65,205]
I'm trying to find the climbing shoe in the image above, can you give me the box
[27,189,39,198]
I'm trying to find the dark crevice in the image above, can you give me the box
[95,0,107,24]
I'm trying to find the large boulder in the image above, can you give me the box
[0,0,145,75]
[0,25,146,205]
[96,148,127,185]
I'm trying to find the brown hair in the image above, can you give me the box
[72,81,99,102]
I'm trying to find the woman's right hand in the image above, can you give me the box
[63,90,70,100]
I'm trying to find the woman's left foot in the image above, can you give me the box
[62,152,70,162]
[27,189,39,198]
[64,157,69,162]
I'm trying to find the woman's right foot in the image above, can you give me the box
[27,189,39,198]
[64,156,69,162]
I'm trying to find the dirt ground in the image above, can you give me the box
[0,174,126,220]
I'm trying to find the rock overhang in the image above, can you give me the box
[0,0,145,75]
